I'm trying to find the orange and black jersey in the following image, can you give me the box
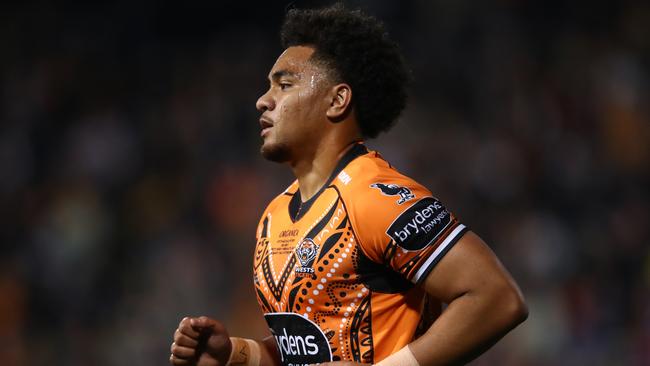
[253,143,468,365]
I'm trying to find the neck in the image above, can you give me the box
[291,137,360,202]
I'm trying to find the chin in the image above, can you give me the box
[261,142,292,163]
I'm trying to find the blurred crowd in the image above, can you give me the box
[1,1,648,365]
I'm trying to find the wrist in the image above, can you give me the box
[227,337,261,366]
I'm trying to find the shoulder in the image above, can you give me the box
[334,150,467,281]
[333,150,439,260]
[334,150,432,209]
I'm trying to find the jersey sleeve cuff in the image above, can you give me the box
[411,224,468,284]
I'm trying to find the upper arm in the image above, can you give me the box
[420,230,525,304]
[349,177,467,284]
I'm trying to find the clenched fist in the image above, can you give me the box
[170,316,232,366]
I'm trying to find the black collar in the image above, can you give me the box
[288,143,368,222]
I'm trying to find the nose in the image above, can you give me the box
[256,89,275,112]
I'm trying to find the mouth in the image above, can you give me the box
[259,117,273,137]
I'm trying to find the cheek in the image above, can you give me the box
[296,88,323,118]
[279,103,293,125]
[295,90,308,115]
[277,94,297,116]
[278,94,305,123]
[275,88,320,125]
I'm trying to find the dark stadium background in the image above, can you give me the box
[1,0,648,365]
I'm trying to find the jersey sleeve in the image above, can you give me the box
[349,176,468,284]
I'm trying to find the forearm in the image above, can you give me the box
[408,286,527,365]
[259,336,281,366]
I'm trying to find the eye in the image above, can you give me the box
[279,82,292,90]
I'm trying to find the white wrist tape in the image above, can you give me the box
[227,337,261,366]
[373,344,420,366]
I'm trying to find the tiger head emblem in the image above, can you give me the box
[295,238,319,267]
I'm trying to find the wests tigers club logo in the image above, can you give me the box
[370,183,415,204]
[295,238,319,277]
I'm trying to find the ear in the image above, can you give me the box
[325,83,352,122]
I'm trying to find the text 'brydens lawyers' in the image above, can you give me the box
[388,198,451,250]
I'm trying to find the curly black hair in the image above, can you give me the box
[280,3,410,139]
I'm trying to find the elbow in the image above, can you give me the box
[511,293,529,326]
[501,285,528,328]
[486,280,528,331]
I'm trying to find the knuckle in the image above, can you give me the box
[179,316,192,327]
[179,322,191,332]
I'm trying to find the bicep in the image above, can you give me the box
[421,231,521,303]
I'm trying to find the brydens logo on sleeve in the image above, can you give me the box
[264,313,332,366]
[387,197,452,250]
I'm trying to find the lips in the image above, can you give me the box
[260,117,273,137]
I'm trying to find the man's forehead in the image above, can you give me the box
[268,46,316,79]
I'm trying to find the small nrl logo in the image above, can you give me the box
[370,183,415,204]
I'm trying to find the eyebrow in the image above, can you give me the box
[269,70,299,82]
